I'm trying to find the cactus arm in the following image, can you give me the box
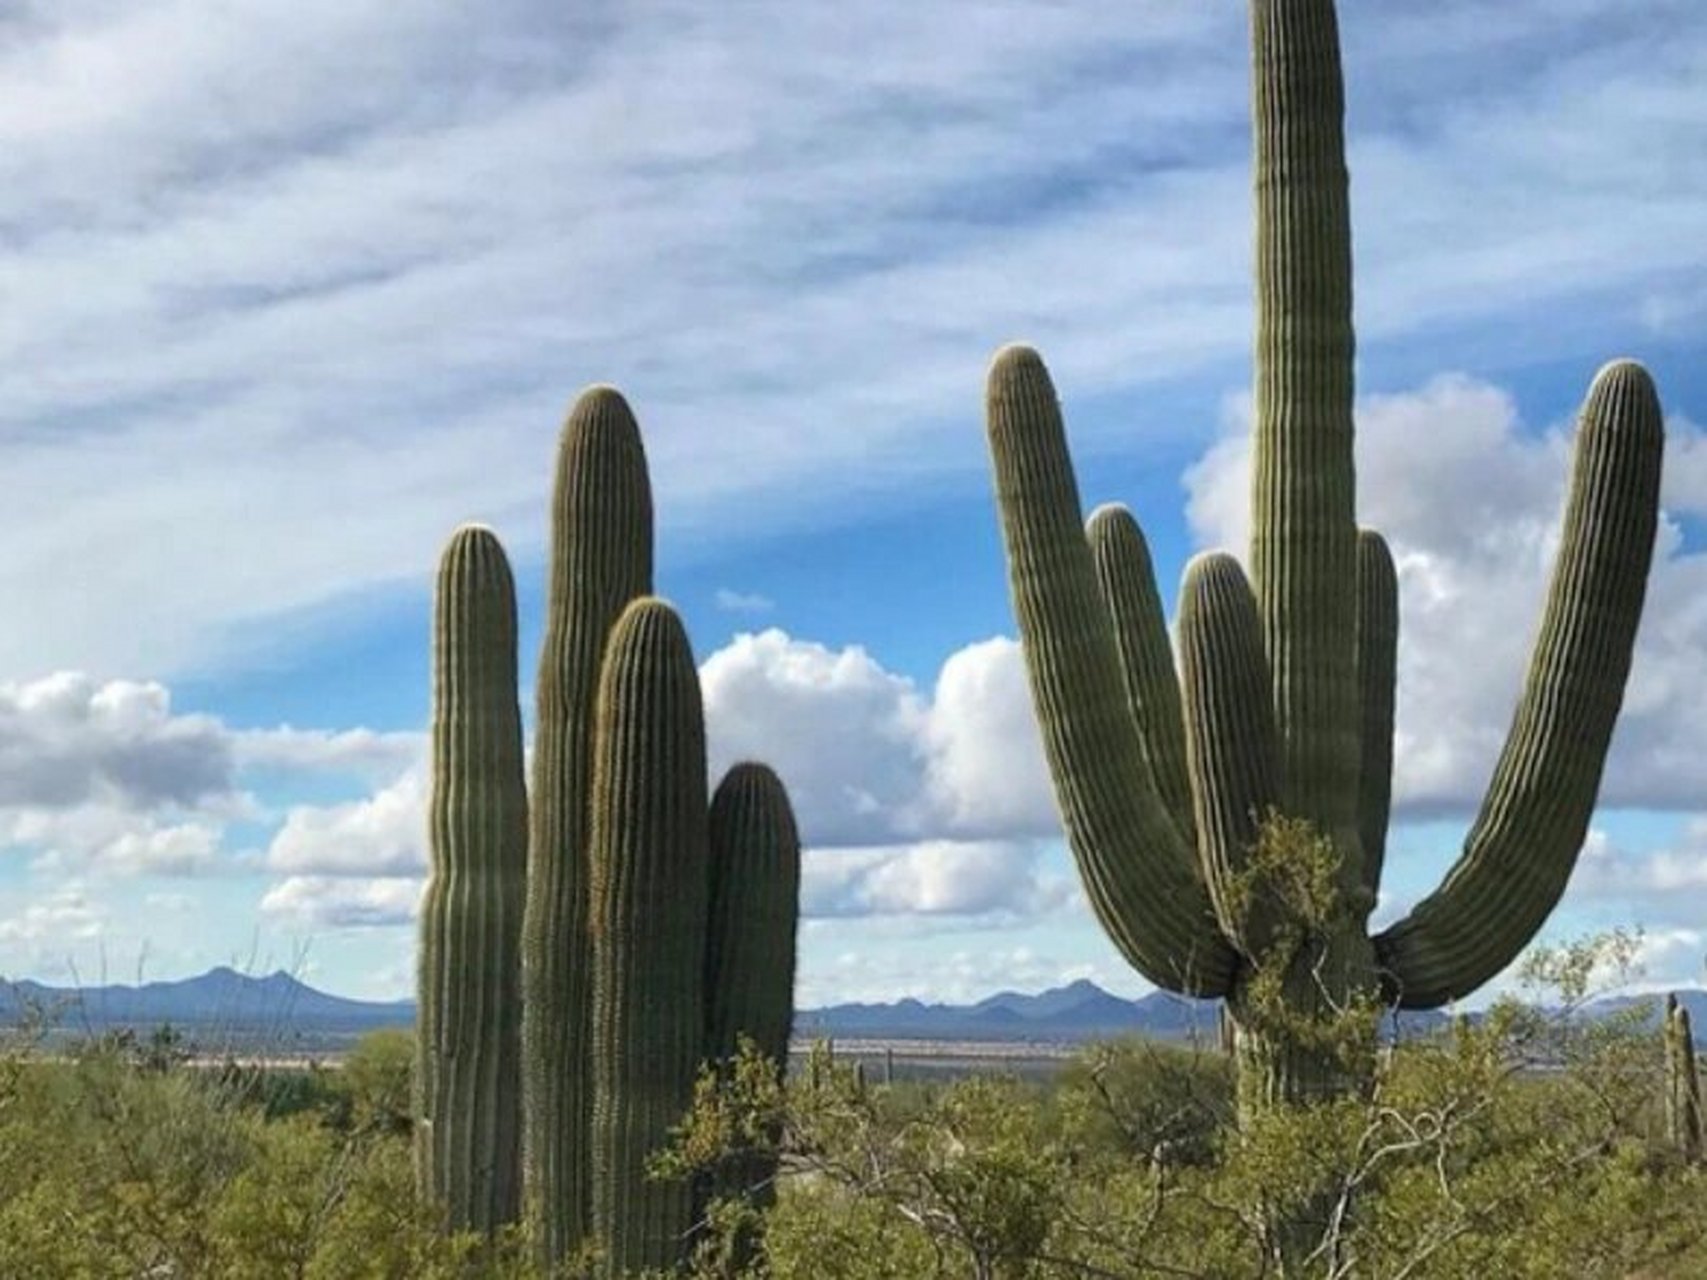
[588,598,710,1276]
[704,762,801,1073]
[1177,552,1282,955]
[1374,362,1664,1009]
[1354,531,1397,910]
[417,525,528,1233]
[520,386,653,1263]
[1087,504,1196,846]
[986,344,1237,997]
[1249,0,1361,846]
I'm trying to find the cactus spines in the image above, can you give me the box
[417,524,528,1234]
[522,387,653,1262]
[705,763,802,1073]
[1665,994,1702,1163]
[589,597,711,1277]
[983,0,1664,1109]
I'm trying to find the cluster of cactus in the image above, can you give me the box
[984,0,1665,1108]
[415,387,802,1274]
[1665,994,1701,1163]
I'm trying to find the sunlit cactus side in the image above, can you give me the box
[588,598,711,1277]
[983,0,1665,1109]
[1666,994,1701,1164]
[520,388,653,1264]
[417,525,528,1234]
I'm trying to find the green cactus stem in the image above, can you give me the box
[521,387,653,1264]
[588,597,710,1276]
[417,524,528,1235]
[1666,994,1702,1164]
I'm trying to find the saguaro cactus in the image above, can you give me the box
[417,525,528,1233]
[1666,994,1701,1163]
[521,388,653,1263]
[984,0,1664,1108]
[588,599,712,1275]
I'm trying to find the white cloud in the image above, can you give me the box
[265,771,426,877]
[1184,373,1707,815]
[233,726,424,780]
[0,3,1697,677]
[0,883,105,958]
[802,839,1069,921]
[714,589,774,614]
[259,875,422,930]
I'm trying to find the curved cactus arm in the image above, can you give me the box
[1249,0,1361,844]
[1177,552,1281,956]
[986,344,1237,997]
[418,525,528,1234]
[1354,530,1397,911]
[1374,361,1664,1009]
[1087,504,1196,846]
[588,598,710,1276]
[521,386,654,1263]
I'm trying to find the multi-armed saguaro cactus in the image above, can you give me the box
[417,525,529,1234]
[504,387,802,1273]
[985,0,1665,1108]
[1665,994,1701,1163]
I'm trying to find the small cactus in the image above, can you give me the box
[1666,994,1702,1163]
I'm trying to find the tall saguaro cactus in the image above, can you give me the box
[521,389,653,1263]
[417,525,529,1233]
[984,0,1665,1107]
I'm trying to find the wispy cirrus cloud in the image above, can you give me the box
[0,2,1699,678]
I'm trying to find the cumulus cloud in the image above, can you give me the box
[802,840,1069,921]
[1184,373,1707,815]
[702,629,1053,846]
[260,876,423,930]
[0,883,104,947]
[265,772,426,877]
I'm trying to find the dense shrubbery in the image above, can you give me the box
[2,937,1704,1278]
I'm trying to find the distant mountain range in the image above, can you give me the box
[2,967,1702,1049]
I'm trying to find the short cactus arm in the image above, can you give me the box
[986,344,1237,997]
[1178,553,1281,955]
[1355,530,1397,908]
[1087,504,1196,846]
[1375,361,1664,1009]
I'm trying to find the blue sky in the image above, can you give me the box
[1,1,1706,1006]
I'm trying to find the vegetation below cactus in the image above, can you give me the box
[5,932,1702,1278]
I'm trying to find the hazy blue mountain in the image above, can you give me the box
[0,966,413,1041]
[3,967,1694,1048]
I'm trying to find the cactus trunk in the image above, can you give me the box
[1666,994,1702,1164]
[417,525,528,1235]
[521,389,653,1264]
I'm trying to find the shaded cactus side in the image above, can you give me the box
[703,763,801,1211]
[1666,994,1701,1164]
[588,599,711,1277]
[417,525,528,1234]
[520,388,653,1265]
